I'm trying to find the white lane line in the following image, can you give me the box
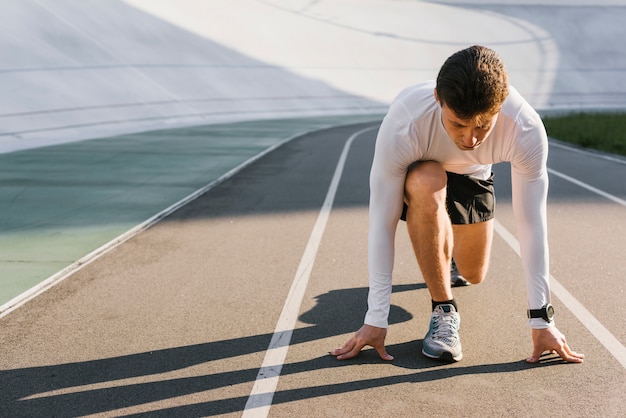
[494,220,626,369]
[549,140,626,165]
[242,125,377,417]
[548,168,626,207]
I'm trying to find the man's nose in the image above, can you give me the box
[463,132,478,147]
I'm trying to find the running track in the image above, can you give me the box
[1,121,625,416]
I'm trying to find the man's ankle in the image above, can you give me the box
[432,299,457,311]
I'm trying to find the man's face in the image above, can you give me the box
[436,96,499,151]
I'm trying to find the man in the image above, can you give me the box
[331,45,584,363]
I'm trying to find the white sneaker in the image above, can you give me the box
[422,304,463,362]
[451,259,470,287]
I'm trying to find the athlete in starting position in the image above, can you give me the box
[331,45,584,363]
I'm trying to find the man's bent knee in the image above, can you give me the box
[459,269,486,285]
[453,257,488,284]
[404,161,447,202]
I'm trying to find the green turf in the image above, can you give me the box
[542,113,626,156]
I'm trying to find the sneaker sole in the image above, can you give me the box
[451,278,471,287]
[422,348,463,362]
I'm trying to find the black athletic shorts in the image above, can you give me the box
[400,171,495,225]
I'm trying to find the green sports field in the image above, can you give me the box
[542,112,626,157]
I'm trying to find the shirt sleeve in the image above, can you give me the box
[364,116,417,328]
[509,113,555,329]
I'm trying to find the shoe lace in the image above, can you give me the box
[431,312,460,344]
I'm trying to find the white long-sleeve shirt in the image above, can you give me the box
[365,80,552,330]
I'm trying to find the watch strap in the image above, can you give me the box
[527,308,545,319]
[527,304,554,322]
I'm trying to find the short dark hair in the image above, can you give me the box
[435,45,509,120]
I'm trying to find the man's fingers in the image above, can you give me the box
[525,346,545,363]
[330,339,356,357]
[334,342,363,360]
[336,347,361,360]
[331,325,390,361]
[526,343,585,364]
[552,338,585,363]
[556,343,585,363]
[526,342,564,363]
[374,345,394,361]
[331,337,366,360]
[527,328,585,364]
[526,336,546,363]
[333,343,392,361]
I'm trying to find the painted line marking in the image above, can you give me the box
[548,168,626,207]
[494,220,626,369]
[549,139,626,166]
[242,125,377,417]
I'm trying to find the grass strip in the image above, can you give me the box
[541,112,626,157]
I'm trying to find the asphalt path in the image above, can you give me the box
[1,121,625,417]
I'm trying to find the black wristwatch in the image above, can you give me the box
[527,304,555,323]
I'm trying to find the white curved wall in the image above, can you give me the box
[1,0,624,153]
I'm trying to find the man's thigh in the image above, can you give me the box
[452,219,494,284]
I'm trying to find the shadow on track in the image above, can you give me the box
[0,283,411,416]
[0,283,556,417]
[0,281,557,417]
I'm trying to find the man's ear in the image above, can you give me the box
[433,88,440,104]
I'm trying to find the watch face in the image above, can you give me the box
[546,304,555,319]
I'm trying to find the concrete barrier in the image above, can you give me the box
[1,0,624,152]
